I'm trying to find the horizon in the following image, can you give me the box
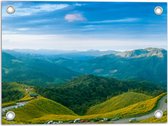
[2,47,167,52]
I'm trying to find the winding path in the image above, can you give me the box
[2,101,28,113]
[2,95,167,124]
[113,95,167,123]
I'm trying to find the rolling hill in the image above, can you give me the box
[87,92,152,115]
[81,93,165,120]
[37,75,165,115]
[3,48,167,85]
[12,96,77,123]
[2,52,79,86]
[3,92,165,124]
[74,48,167,84]
[52,48,167,84]
[26,93,165,124]
[2,82,27,103]
[2,48,167,124]
[2,82,37,107]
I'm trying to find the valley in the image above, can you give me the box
[2,86,167,124]
[2,48,167,124]
[3,48,167,85]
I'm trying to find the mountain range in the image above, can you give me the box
[2,52,79,86]
[2,48,167,124]
[2,48,167,85]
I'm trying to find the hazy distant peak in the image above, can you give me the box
[116,48,166,58]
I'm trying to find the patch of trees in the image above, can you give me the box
[2,83,24,102]
[36,75,165,115]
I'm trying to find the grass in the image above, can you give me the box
[2,119,22,124]
[18,94,34,102]
[2,101,16,107]
[31,114,79,124]
[5,82,28,93]
[18,85,36,102]
[4,96,77,124]
[2,82,37,109]
[139,111,167,123]
[2,92,165,124]
[3,82,35,104]
[25,93,165,124]
[81,93,165,119]
[87,92,152,115]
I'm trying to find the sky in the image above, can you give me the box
[2,2,167,51]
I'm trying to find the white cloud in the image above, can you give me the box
[3,3,69,17]
[16,28,30,31]
[90,18,140,24]
[34,4,69,12]
[80,25,95,31]
[2,34,166,51]
[74,3,84,7]
[64,13,86,22]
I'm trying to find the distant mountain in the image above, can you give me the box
[115,48,166,58]
[5,49,116,56]
[5,49,116,61]
[2,48,167,85]
[36,75,165,115]
[2,52,79,86]
[51,48,167,84]
[2,48,167,124]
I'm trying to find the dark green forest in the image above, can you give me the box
[2,83,24,102]
[36,75,165,115]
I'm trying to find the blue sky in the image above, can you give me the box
[2,2,167,51]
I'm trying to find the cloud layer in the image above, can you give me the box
[3,34,167,51]
[90,18,140,24]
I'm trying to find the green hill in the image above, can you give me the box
[50,48,167,84]
[2,82,36,107]
[87,92,152,115]
[2,51,79,86]
[12,97,77,123]
[37,75,129,115]
[37,75,164,115]
[28,93,165,124]
[2,92,165,124]
[3,48,167,86]
[2,82,27,103]
[81,93,165,120]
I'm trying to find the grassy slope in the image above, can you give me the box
[2,101,16,108]
[11,97,77,123]
[18,94,34,102]
[140,111,167,123]
[2,82,35,107]
[2,118,25,125]
[87,92,152,114]
[30,93,165,124]
[3,82,26,92]
[18,87,36,102]
[2,82,25,107]
[82,93,165,119]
